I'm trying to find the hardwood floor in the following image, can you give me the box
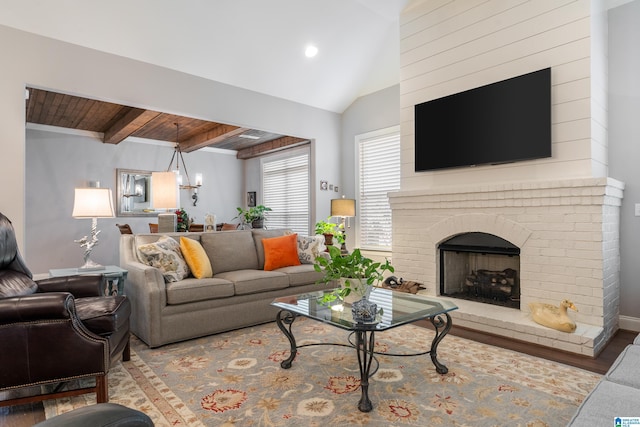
[1,328,636,426]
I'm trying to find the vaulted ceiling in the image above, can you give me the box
[3,0,407,112]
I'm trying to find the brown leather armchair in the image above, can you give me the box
[0,212,131,407]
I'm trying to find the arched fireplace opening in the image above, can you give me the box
[439,232,520,309]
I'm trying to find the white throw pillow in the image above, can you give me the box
[296,235,327,264]
[137,235,190,282]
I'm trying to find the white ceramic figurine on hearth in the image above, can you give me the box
[528,299,578,333]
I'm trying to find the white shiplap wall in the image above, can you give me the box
[589,0,609,176]
[400,0,606,190]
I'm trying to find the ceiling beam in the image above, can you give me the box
[236,136,309,159]
[103,108,162,144]
[180,124,249,152]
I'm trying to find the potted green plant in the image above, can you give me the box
[314,246,394,321]
[234,205,272,229]
[314,245,394,321]
[314,218,344,246]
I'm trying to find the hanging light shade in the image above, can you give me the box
[151,171,179,233]
[151,171,179,210]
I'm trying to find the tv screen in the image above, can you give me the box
[414,68,551,172]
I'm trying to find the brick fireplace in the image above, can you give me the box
[389,177,624,356]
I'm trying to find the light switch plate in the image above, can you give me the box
[635,203,640,217]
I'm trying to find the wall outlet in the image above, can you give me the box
[635,203,640,217]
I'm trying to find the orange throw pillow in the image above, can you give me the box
[262,234,302,271]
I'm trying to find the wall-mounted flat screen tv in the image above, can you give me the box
[414,67,551,172]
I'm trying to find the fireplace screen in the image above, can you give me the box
[439,233,520,309]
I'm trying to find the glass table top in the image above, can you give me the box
[271,287,458,331]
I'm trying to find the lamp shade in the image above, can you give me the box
[72,188,115,218]
[152,171,180,209]
[331,198,356,217]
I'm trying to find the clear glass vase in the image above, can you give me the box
[351,297,377,323]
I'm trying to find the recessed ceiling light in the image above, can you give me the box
[239,134,260,140]
[305,45,318,58]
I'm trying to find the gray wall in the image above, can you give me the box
[25,127,242,273]
[609,0,640,322]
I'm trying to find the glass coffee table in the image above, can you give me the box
[271,287,458,412]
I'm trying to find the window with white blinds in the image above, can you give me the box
[356,127,400,251]
[262,150,310,235]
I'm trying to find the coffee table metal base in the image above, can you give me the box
[275,309,453,412]
[354,329,375,412]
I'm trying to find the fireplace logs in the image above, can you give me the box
[465,268,517,300]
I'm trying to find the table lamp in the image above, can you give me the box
[72,186,115,271]
[152,171,180,232]
[331,196,356,255]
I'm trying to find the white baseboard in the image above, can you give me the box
[619,315,640,332]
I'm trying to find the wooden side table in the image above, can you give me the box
[46,265,128,296]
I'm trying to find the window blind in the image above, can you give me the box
[357,129,400,250]
[263,152,310,235]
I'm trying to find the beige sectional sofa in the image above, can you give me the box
[120,229,332,347]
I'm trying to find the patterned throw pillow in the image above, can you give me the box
[137,236,190,282]
[296,235,327,264]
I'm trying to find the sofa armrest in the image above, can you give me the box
[36,274,105,297]
[121,259,168,347]
[0,292,74,324]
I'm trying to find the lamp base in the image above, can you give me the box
[78,258,106,271]
[340,242,349,256]
[158,213,177,233]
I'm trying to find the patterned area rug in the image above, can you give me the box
[45,319,600,426]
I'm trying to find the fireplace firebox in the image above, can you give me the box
[439,232,520,309]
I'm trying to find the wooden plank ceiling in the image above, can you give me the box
[25,88,309,159]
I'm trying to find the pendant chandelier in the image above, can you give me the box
[166,123,203,206]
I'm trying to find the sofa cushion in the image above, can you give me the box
[214,269,288,295]
[275,264,325,287]
[605,344,640,388]
[165,277,235,305]
[136,236,190,282]
[252,229,288,268]
[262,234,301,271]
[201,231,259,274]
[180,237,213,279]
[634,333,640,345]
[567,380,640,426]
[294,234,326,264]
